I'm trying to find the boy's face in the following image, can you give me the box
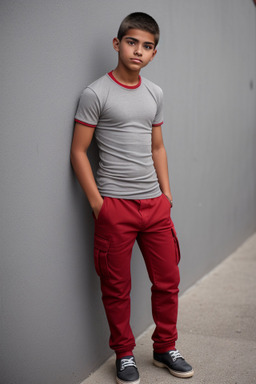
[113,29,157,72]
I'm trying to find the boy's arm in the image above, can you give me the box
[70,122,103,218]
[152,125,173,205]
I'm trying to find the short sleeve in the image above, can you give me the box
[152,87,164,127]
[75,87,101,127]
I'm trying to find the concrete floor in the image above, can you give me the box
[81,233,256,384]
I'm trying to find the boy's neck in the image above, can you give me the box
[112,66,141,87]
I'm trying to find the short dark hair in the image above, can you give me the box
[117,12,160,47]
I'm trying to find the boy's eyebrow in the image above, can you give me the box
[124,36,155,46]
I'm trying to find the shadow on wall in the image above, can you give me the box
[69,111,110,366]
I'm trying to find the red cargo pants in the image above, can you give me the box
[93,194,180,358]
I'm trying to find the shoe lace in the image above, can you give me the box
[169,350,184,362]
[120,357,137,371]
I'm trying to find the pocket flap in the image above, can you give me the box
[94,235,110,252]
[171,226,181,264]
[94,235,110,278]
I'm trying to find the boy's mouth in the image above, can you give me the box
[130,58,143,63]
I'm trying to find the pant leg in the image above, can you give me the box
[93,197,140,356]
[137,194,181,353]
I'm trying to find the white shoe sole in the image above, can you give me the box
[153,359,194,378]
[116,376,140,384]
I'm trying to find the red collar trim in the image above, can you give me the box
[108,71,141,89]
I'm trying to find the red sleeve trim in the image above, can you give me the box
[75,119,96,128]
[152,121,163,127]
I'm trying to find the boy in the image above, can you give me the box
[71,12,194,384]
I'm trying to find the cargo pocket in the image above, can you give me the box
[94,235,111,278]
[171,225,181,265]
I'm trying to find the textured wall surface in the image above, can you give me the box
[1,1,255,383]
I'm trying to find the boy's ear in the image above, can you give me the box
[150,49,157,61]
[113,37,120,52]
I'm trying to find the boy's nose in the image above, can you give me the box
[134,48,142,56]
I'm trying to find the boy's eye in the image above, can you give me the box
[128,41,135,45]
[144,45,153,50]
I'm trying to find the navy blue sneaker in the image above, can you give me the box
[153,349,194,378]
[116,355,140,384]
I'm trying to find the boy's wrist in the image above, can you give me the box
[164,193,173,207]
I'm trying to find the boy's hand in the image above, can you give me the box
[164,194,173,207]
[93,197,104,219]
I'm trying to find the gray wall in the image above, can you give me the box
[1,1,255,383]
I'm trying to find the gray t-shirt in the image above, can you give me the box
[75,71,164,199]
